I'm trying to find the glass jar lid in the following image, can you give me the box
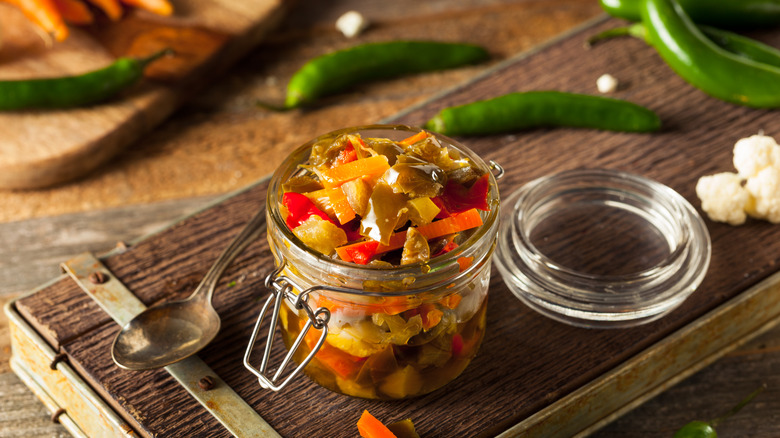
[494,168,711,328]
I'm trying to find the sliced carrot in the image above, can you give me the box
[336,208,483,261]
[358,410,397,438]
[52,0,92,24]
[456,256,474,272]
[5,0,68,41]
[84,0,122,20]
[332,193,356,225]
[321,155,389,189]
[439,293,462,309]
[119,0,171,15]
[398,131,429,146]
[304,188,356,225]
[414,208,483,241]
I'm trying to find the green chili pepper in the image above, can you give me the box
[639,0,780,108]
[0,49,172,110]
[600,0,780,28]
[588,23,780,70]
[674,385,765,438]
[284,41,490,109]
[423,91,661,136]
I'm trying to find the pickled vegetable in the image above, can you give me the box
[281,130,489,265]
[277,129,492,400]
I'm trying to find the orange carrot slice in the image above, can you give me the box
[304,188,356,225]
[5,0,68,41]
[336,208,483,262]
[357,410,397,438]
[320,155,389,189]
[53,0,92,24]
[119,0,171,15]
[439,293,462,309]
[398,131,429,146]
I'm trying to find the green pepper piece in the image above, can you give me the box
[401,136,468,173]
[285,41,489,109]
[0,49,172,110]
[364,138,405,166]
[673,385,765,438]
[361,180,410,245]
[640,0,780,108]
[387,419,421,438]
[384,159,447,198]
[400,227,430,265]
[600,0,780,28]
[425,91,661,136]
[588,23,780,70]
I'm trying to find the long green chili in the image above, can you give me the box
[587,23,780,69]
[640,0,780,108]
[423,91,661,136]
[0,49,172,110]
[600,0,780,28]
[284,41,490,109]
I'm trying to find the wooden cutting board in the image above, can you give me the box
[0,0,287,190]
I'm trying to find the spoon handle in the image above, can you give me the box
[191,207,267,302]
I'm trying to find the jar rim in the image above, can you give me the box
[266,124,500,295]
[494,168,711,328]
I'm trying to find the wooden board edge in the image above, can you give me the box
[5,297,141,437]
[496,270,780,437]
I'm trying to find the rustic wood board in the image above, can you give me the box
[0,0,287,190]
[12,17,780,437]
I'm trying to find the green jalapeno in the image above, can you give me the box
[0,49,172,110]
[423,91,661,136]
[640,0,780,108]
[600,0,780,28]
[587,23,780,69]
[284,41,490,109]
[674,385,765,438]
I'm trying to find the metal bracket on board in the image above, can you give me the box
[62,252,280,438]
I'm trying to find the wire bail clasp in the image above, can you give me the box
[243,259,331,391]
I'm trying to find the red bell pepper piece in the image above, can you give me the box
[334,144,357,167]
[436,173,490,215]
[282,192,334,229]
[430,196,451,219]
[344,240,380,265]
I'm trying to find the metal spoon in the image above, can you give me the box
[111,207,267,370]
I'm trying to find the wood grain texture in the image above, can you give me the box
[0,0,287,189]
[0,195,218,297]
[9,9,780,438]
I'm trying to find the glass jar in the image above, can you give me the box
[247,125,500,400]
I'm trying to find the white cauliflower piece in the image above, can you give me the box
[596,73,619,93]
[745,166,780,223]
[695,172,751,225]
[336,11,369,38]
[733,134,780,179]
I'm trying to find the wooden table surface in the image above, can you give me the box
[1,0,779,436]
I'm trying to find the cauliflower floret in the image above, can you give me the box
[745,166,780,223]
[596,73,619,93]
[335,11,369,38]
[695,172,751,225]
[733,134,780,179]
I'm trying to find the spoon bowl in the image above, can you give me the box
[112,208,266,371]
